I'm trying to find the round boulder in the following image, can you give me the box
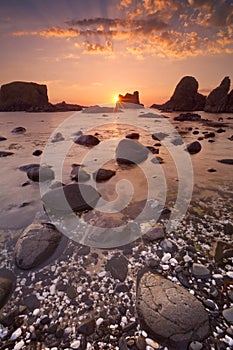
[42,183,101,214]
[27,166,55,182]
[136,271,210,350]
[187,141,202,154]
[116,139,149,165]
[74,134,100,147]
[14,222,62,270]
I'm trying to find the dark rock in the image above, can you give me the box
[208,139,215,143]
[0,136,7,141]
[205,77,230,113]
[222,307,233,324]
[0,151,14,157]
[204,132,215,139]
[14,222,62,270]
[192,263,211,279]
[136,271,210,349]
[208,168,216,172]
[119,337,128,350]
[143,226,165,242]
[187,141,202,154]
[22,295,40,311]
[160,239,177,253]
[11,126,26,134]
[151,156,164,164]
[70,164,91,182]
[0,81,49,111]
[174,113,202,122]
[135,336,147,350]
[76,245,91,256]
[115,283,129,293]
[118,91,142,105]
[216,128,225,133]
[27,166,55,182]
[0,277,13,309]
[122,321,137,333]
[227,89,233,112]
[106,255,128,282]
[18,163,40,172]
[152,132,169,141]
[116,139,149,165]
[74,134,100,147]
[203,299,216,311]
[51,132,64,142]
[93,168,116,182]
[228,135,233,141]
[42,183,100,214]
[77,318,96,335]
[151,76,206,112]
[40,316,50,325]
[213,240,233,264]
[217,159,233,165]
[224,223,233,235]
[146,146,159,154]
[171,138,184,146]
[53,101,83,112]
[32,150,43,156]
[66,285,77,299]
[125,132,140,139]
[177,272,191,289]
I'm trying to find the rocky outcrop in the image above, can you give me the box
[151,76,206,112]
[118,91,142,105]
[205,77,230,113]
[226,89,233,112]
[0,81,84,112]
[116,139,149,165]
[0,81,49,111]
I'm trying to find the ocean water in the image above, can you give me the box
[0,107,232,236]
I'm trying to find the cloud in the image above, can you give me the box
[11,0,233,59]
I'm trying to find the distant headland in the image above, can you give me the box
[0,77,233,113]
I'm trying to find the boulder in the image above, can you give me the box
[174,113,202,122]
[116,139,149,165]
[0,81,49,111]
[136,271,210,349]
[151,76,206,112]
[93,168,116,182]
[42,183,100,214]
[27,166,55,182]
[0,277,13,309]
[14,222,62,269]
[187,141,202,154]
[74,134,100,147]
[118,91,142,105]
[205,77,230,113]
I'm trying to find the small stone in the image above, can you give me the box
[192,263,211,279]
[146,338,159,348]
[106,255,128,282]
[208,168,216,173]
[11,126,26,133]
[223,307,233,324]
[66,286,77,299]
[27,166,54,182]
[136,336,147,350]
[187,141,202,154]
[32,149,43,156]
[13,340,25,350]
[119,337,128,350]
[189,341,203,350]
[125,132,140,140]
[96,318,104,326]
[10,328,22,341]
[70,340,81,349]
[143,226,165,242]
[77,318,96,335]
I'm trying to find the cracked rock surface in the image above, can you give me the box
[136,271,210,350]
[14,222,62,270]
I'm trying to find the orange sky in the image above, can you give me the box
[0,0,233,106]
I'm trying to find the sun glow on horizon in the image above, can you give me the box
[113,95,119,103]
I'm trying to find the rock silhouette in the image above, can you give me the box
[205,77,230,113]
[118,91,142,105]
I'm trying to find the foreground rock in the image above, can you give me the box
[174,112,202,122]
[74,134,100,147]
[136,271,210,349]
[0,82,48,111]
[151,76,206,112]
[42,183,101,214]
[116,139,149,165]
[187,141,202,154]
[27,166,55,182]
[11,126,26,133]
[93,168,116,182]
[0,277,13,309]
[205,77,230,113]
[14,222,62,270]
[105,255,128,282]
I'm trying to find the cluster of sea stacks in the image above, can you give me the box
[0,76,233,113]
[151,76,233,113]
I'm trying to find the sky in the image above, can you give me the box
[0,0,233,106]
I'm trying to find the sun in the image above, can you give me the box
[113,95,119,103]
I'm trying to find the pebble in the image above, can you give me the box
[146,338,159,348]
[226,271,233,279]
[189,341,203,350]
[223,307,233,325]
[13,340,25,350]
[10,328,22,341]
[183,254,192,263]
[33,308,40,316]
[70,340,81,349]
[96,317,104,326]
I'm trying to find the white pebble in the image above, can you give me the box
[33,308,40,316]
[98,271,106,278]
[213,274,223,279]
[50,284,56,295]
[146,338,159,348]
[10,328,22,341]
[13,340,24,350]
[162,264,170,271]
[226,271,233,279]
[96,318,104,326]
[170,258,178,266]
[64,327,72,335]
[70,340,80,349]
[162,253,171,263]
[142,330,148,337]
[183,254,192,263]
